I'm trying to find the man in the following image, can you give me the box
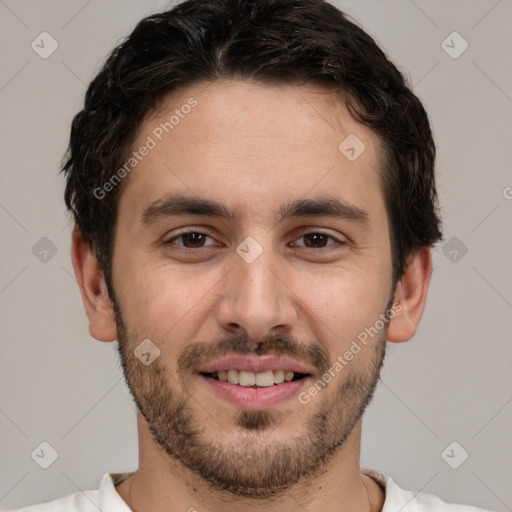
[8,0,494,510]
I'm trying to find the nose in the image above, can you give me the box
[215,250,299,342]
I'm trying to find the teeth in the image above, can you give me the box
[227,369,239,385]
[239,370,256,386]
[274,370,285,384]
[212,369,300,387]
[255,370,274,387]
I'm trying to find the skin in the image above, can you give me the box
[71,80,433,512]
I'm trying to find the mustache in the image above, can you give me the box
[177,332,331,375]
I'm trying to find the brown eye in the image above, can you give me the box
[181,232,208,248]
[165,231,217,249]
[302,233,330,248]
[293,232,341,248]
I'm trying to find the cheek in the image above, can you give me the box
[297,266,389,352]
[114,255,221,341]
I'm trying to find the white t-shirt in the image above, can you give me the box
[4,469,494,511]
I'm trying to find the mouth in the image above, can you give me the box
[200,369,309,388]
[196,355,314,410]
[198,364,312,410]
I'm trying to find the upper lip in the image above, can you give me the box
[197,355,313,375]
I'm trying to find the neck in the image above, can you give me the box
[116,414,385,512]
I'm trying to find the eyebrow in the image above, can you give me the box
[141,194,370,228]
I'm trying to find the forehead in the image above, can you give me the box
[117,79,386,228]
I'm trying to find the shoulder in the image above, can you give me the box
[2,491,100,512]
[362,468,496,512]
[2,472,132,512]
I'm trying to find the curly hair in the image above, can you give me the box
[61,0,442,294]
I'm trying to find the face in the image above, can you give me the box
[110,80,395,497]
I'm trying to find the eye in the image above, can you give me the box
[163,230,345,251]
[164,230,219,249]
[291,232,343,249]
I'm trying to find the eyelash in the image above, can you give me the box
[163,229,345,250]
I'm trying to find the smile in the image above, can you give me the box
[201,369,308,388]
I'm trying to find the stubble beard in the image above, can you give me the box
[114,302,387,499]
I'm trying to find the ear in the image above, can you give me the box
[70,226,118,342]
[386,247,433,343]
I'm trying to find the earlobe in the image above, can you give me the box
[386,247,433,344]
[70,227,118,342]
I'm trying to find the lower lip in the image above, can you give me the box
[200,374,310,410]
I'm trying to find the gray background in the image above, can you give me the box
[0,0,511,510]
